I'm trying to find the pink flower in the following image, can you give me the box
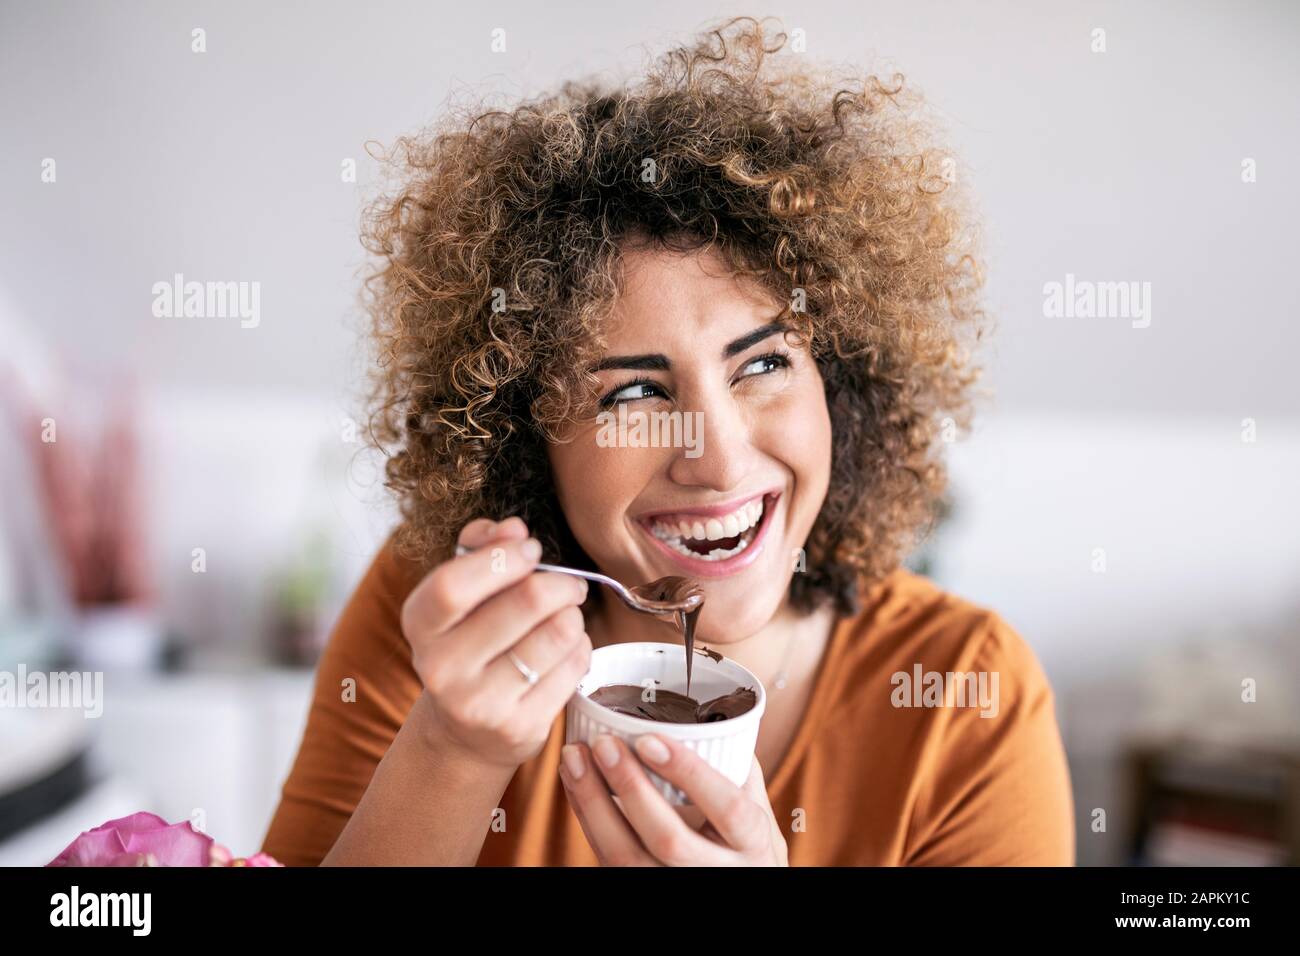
[209,843,234,866]
[45,812,282,867]
[46,812,213,868]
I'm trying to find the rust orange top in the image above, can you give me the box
[261,536,1075,866]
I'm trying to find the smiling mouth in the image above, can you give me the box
[646,494,773,563]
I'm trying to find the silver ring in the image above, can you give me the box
[508,651,539,686]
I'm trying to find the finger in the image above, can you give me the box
[515,620,593,708]
[741,757,788,863]
[589,734,733,866]
[499,633,593,739]
[478,605,589,705]
[403,535,543,636]
[630,733,770,854]
[452,570,588,668]
[456,518,497,550]
[741,755,769,803]
[457,516,528,551]
[558,743,658,867]
[433,617,589,757]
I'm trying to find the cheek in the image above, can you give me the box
[806,393,834,488]
[754,377,833,503]
[546,427,653,545]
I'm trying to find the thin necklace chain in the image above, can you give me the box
[773,608,840,691]
[772,628,800,691]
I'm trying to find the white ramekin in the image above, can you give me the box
[566,641,766,806]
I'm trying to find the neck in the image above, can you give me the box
[585,593,838,696]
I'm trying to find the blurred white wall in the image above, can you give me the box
[941,413,1300,681]
[1,0,1297,416]
[138,386,396,661]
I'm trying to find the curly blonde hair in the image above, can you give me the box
[360,15,986,617]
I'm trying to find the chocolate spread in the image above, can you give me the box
[637,576,705,695]
[588,683,757,723]
[588,574,753,723]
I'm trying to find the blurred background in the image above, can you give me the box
[1,0,1297,866]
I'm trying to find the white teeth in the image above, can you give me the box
[648,497,768,562]
[656,524,757,561]
[654,498,766,543]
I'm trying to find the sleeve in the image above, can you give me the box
[901,613,1076,866]
[259,534,428,866]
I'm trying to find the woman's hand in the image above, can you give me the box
[400,516,591,769]
[558,733,789,866]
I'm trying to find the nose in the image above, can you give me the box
[665,388,758,493]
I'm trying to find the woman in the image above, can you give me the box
[262,17,1074,866]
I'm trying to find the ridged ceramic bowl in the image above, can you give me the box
[566,641,766,806]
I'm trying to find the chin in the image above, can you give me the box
[687,585,788,644]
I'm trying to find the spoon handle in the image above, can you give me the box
[536,562,630,598]
[453,545,638,606]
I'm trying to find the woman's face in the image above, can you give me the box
[546,242,833,643]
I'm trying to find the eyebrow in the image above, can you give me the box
[590,320,789,372]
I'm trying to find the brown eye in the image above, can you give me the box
[735,351,790,382]
[600,379,667,409]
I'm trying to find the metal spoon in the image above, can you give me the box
[455,544,702,617]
